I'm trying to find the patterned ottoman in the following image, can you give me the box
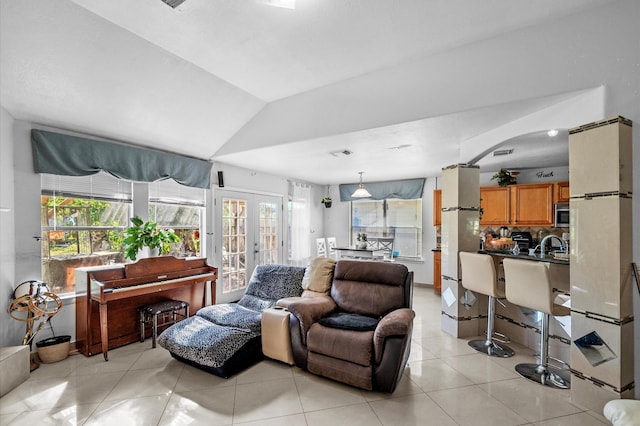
[158,264,305,378]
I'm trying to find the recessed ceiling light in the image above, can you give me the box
[547,129,559,137]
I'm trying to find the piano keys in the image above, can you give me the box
[76,256,217,361]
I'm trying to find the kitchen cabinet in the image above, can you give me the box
[480,187,510,225]
[437,181,566,228]
[555,181,570,203]
[433,250,441,294]
[511,183,554,226]
[433,190,442,226]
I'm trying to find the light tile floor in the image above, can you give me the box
[0,287,609,425]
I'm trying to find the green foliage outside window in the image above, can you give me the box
[41,195,129,258]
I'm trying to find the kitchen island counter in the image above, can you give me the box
[479,250,569,266]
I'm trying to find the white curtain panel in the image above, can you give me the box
[290,181,311,266]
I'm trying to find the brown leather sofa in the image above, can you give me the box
[287,260,414,393]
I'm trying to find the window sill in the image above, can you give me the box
[57,292,77,303]
[394,257,423,263]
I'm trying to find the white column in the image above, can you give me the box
[569,116,634,411]
[440,164,482,337]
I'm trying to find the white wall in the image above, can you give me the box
[2,116,77,347]
[479,166,570,187]
[0,107,20,346]
[4,121,77,347]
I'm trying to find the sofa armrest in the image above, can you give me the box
[373,308,415,363]
[604,400,640,426]
[288,296,336,345]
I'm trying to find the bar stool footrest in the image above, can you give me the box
[515,363,571,389]
[468,339,515,358]
[492,331,511,344]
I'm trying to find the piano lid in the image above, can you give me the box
[89,256,215,288]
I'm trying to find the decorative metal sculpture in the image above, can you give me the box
[8,280,63,346]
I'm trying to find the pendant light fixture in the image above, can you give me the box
[352,171,372,198]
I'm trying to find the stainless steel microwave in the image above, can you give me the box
[554,203,569,228]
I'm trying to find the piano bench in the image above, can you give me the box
[138,300,190,348]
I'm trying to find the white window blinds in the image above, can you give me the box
[41,172,133,201]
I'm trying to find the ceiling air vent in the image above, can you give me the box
[329,149,353,157]
[161,0,188,8]
[493,149,513,157]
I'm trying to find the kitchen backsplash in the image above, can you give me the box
[433,225,566,249]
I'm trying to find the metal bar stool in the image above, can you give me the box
[503,258,571,389]
[459,252,514,358]
[138,300,189,348]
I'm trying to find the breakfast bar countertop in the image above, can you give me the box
[479,250,569,266]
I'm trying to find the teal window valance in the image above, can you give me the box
[31,129,212,189]
[339,178,425,201]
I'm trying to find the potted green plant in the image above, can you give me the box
[122,216,180,261]
[356,232,367,249]
[491,169,518,187]
[321,196,332,208]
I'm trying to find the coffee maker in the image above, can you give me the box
[511,231,533,250]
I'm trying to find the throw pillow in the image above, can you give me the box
[301,264,312,289]
[306,257,336,294]
[319,312,379,331]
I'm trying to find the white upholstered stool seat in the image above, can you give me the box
[604,399,640,426]
[459,252,514,358]
[503,258,571,389]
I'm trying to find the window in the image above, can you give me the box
[41,173,132,294]
[221,198,247,294]
[40,175,206,296]
[351,198,422,258]
[149,179,205,258]
[287,181,311,266]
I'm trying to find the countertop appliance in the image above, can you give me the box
[554,203,569,228]
[511,231,533,250]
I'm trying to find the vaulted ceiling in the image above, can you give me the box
[1,0,619,184]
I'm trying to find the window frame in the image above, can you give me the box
[40,189,132,296]
[148,179,206,258]
[350,197,423,260]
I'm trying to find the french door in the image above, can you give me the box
[213,190,282,303]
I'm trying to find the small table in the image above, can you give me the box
[335,247,386,260]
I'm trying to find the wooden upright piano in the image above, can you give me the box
[75,256,217,361]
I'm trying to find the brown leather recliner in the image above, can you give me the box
[287,260,414,393]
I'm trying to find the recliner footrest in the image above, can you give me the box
[158,315,260,372]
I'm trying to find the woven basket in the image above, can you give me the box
[36,336,71,363]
